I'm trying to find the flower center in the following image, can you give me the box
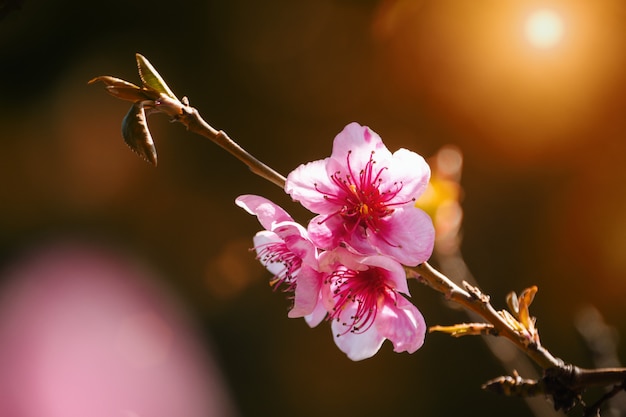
[256,242,302,292]
[326,266,396,334]
[318,150,410,235]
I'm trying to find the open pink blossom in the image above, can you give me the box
[285,122,435,266]
[319,247,426,361]
[236,195,322,318]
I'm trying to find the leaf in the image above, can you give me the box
[88,76,149,102]
[135,53,178,101]
[88,75,140,89]
[107,86,152,102]
[517,286,538,330]
[429,322,495,337]
[506,291,520,316]
[122,102,158,166]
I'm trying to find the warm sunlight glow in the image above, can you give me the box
[374,0,620,162]
[525,9,565,49]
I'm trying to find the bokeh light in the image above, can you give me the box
[0,242,236,417]
[374,0,625,164]
[524,9,564,49]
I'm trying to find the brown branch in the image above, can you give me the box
[412,261,626,412]
[583,381,626,417]
[566,367,626,391]
[176,106,287,189]
[410,261,562,370]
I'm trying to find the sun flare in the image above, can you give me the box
[525,9,565,49]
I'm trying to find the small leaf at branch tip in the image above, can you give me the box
[135,53,178,101]
[122,102,158,166]
[88,75,140,89]
[506,291,520,315]
[88,76,150,102]
[106,86,150,102]
[429,323,495,337]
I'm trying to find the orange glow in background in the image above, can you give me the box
[524,9,565,49]
[374,0,625,164]
[372,0,626,309]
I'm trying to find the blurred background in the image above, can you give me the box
[1,0,626,416]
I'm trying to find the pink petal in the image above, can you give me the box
[331,302,386,361]
[376,296,426,354]
[235,195,293,230]
[330,123,392,171]
[284,159,340,214]
[304,298,327,328]
[252,231,286,277]
[307,214,345,251]
[273,222,309,242]
[344,227,377,257]
[359,254,410,295]
[318,247,364,272]
[369,207,435,266]
[288,265,323,318]
[386,148,431,203]
[281,231,318,270]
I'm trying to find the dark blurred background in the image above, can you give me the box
[1,0,626,416]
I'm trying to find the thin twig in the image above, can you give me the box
[410,262,563,370]
[583,382,626,417]
[177,106,287,189]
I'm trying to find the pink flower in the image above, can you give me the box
[319,247,426,361]
[285,122,435,266]
[235,195,322,318]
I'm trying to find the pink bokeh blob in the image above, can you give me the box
[0,241,236,417]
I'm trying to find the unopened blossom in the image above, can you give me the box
[285,122,435,266]
[319,247,426,361]
[235,195,322,318]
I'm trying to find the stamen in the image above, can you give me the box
[327,266,395,335]
[255,241,301,293]
[313,149,415,245]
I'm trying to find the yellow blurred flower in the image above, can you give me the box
[415,145,464,253]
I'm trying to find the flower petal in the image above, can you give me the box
[368,207,435,266]
[307,214,345,251]
[318,247,365,272]
[359,254,409,295]
[273,221,309,243]
[386,148,431,203]
[304,298,328,328]
[235,195,294,230]
[281,230,318,269]
[252,231,287,277]
[284,159,340,214]
[288,265,323,318]
[330,123,392,172]
[376,295,426,354]
[331,302,386,361]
